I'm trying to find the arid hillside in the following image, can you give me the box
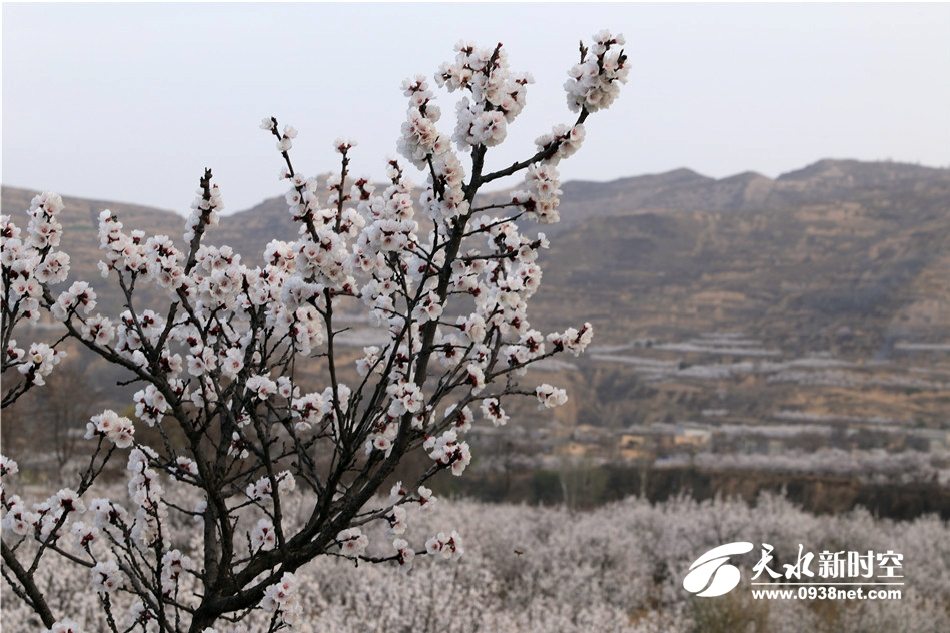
[4,159,950,484]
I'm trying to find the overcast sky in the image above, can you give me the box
[3,3,950,213]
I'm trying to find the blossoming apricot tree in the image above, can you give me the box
[1,31,627,632]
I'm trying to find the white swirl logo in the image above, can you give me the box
[683,542,754,597]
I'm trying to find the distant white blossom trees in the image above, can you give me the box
[1,31,627,632]
[4,493,948,633]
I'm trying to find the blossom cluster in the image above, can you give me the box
[515,163,564,223]
[436,41,534,150]
[84,409,135,449]
[565,30,629,113]
[261,572,302,624]
[2,193,70,396]
[2,479,86,541]
[6,341,64,387]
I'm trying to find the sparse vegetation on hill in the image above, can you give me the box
[4,158,950,484]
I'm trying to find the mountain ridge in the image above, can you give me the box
[4,158,949,354]
[5,157,947,223]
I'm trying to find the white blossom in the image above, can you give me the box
[337,527,368,557]
[91,560,122,593]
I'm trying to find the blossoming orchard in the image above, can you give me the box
[0,33,628,631]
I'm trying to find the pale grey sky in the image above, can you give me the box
[3,3,950,213]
